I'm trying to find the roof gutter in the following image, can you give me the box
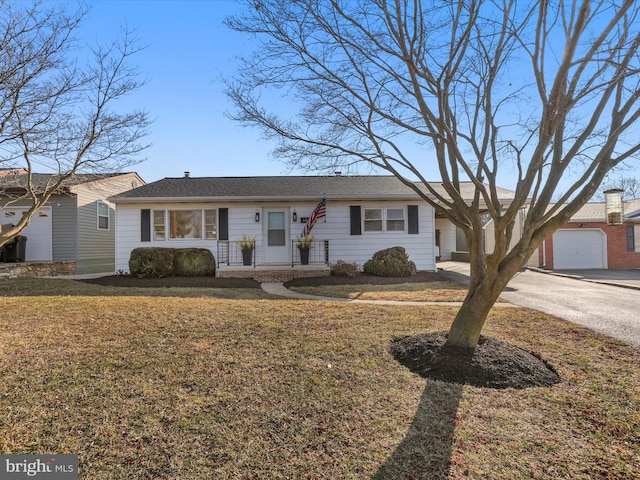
[109,193,439,204]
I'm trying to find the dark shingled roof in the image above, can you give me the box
[110,175,516,203]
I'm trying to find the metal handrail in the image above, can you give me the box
[291,239,329,266]
[217,240,255,267]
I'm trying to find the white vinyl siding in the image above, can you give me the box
[435,217,456,261]
[114,201,436,273]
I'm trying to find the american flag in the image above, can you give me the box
[301,198,326,237]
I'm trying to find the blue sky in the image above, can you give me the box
[80,0,292,183]
[76,1,627,197]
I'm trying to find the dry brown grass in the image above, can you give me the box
[0,279,638,478]
[289,281,469,302]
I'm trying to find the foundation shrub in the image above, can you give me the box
[363,246,417,277]
[129,247,176,278]
[173,248,216,276]
[331,260,360,277]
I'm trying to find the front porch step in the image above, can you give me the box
[217,265,330,282]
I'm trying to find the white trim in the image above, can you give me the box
[363,205,407,234]
[97,200,110,231]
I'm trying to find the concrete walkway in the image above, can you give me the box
[260,281,515,307]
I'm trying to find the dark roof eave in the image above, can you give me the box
[110,194,516,205]
[110,194,431,203]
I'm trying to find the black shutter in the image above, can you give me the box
[141,209,151,242]
[627,225,635,252]
[350,206,361,235]
[219,208,229,241]
[408,205,419,234]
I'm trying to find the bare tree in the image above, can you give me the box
[225,0,640,348]
[596,177,640,201]
[0,1,150,248]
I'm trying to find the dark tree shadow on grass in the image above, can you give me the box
[373,331,560,478]
[372,380,463,480]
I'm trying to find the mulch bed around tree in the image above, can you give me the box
[390,331,562,389]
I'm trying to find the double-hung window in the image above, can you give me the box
[153,210,166,240]
[97,201,110,230]
[386,208,405,231]
[363,207,405,233]
[364,208,383,232]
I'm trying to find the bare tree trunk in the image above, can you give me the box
[446,240,523,349]
[445,270,507,348]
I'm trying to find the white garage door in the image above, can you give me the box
[1,206,53,261]
[553,229,606,269]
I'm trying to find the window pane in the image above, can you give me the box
[364,208,383,232]
[98,202,109,216]
[387,208,405,231]
[97,202,109,230]
[387,208,403,219]
[268,212,285,246]
[169,210,202,239]
[387,220,404,231]
[364,208,382,220]
[153,210,166,240]
[364,220,383,232]
[268,211,285,229]
[204,209,217,239]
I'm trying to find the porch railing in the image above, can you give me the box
[291,239,329,267]
[217,239,330,267]
[217,240,255,267]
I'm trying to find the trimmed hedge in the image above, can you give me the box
[129,247,216,278]
[363,246,417,277]
[173,248,216,276]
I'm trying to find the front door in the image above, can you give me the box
[263,209,290,264]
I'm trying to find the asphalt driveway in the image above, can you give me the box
[438,262,640,348]
[550,268,640,288]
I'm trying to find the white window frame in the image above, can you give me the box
[152,208,218,241]
[364,207,383,232]
[97,201,110,230]
[153,210,166,241]
[363,206,406,233]
[386,208,405,232]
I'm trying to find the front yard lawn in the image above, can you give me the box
[0,280,638,478]
[287,281,469,302]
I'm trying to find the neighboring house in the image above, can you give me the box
[539,198,640,270]
[110,174,517,276]
[0,170,145,274]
